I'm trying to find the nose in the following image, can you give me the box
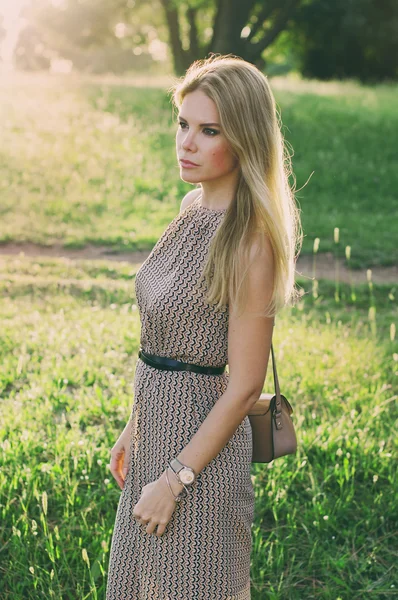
[181,130,197,152]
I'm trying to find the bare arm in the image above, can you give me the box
[173,234,275,476]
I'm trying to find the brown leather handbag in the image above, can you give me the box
[248,343,297,463]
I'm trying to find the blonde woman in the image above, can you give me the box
[106,54,302,599]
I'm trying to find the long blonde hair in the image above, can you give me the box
[169,54,303,318]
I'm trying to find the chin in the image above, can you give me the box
[180,173,201,184]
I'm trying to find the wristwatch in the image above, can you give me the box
[169,458,196,486]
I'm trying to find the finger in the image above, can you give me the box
[111,449,125,471]
[108,458,125,490]
[155,523,166,537]
[109,460,124,487]
[117,460,128,485]
[110,469,124,490]
[145,521,155,535]
[120,446,131,480]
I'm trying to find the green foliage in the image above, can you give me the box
[16,0,168,73]
[16,0,302,75]
[14,0,398,80]
[293,0,398,82]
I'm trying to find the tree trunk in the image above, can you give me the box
[159,0,187,74]
[208,0,256,57]
[161,0,301,74]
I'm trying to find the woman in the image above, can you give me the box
[106,54,302,599]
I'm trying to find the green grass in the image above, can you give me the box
[0,72,397,598]
[0,254,396,599]
[0,72,397,268]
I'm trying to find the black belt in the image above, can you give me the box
[138,348,227,375]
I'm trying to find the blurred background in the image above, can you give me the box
[0,2,397,600]
[1,0,397,79]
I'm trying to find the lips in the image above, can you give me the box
[179,159,199,167]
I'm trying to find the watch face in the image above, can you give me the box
[180,468,195,484]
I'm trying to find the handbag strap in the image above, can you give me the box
[270,320,283,429]
[270,343,281,399]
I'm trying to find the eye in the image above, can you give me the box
[203,128,219,136]
[178,121,188,129]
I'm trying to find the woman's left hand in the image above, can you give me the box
[132,469,183,537]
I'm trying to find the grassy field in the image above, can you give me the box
[0,254,396,599]
[0,72,397,268]
[0,72,397,599]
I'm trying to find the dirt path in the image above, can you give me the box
[0,241,397,285]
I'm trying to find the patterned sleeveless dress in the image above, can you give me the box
[106,195,255,600]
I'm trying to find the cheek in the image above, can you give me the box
[210,144,235,170]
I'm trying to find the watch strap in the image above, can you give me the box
[169,458,196,485]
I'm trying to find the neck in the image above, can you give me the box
[199,170,239,211]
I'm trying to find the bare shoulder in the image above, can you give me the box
[180,187,202,213]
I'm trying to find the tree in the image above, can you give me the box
[292,0,398,82]
[16,0,169,72]
[16,0,302,74]
[161,0,302,73]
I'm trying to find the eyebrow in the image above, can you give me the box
[178,115,220,127]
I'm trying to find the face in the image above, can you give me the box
[176,89,239,184]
